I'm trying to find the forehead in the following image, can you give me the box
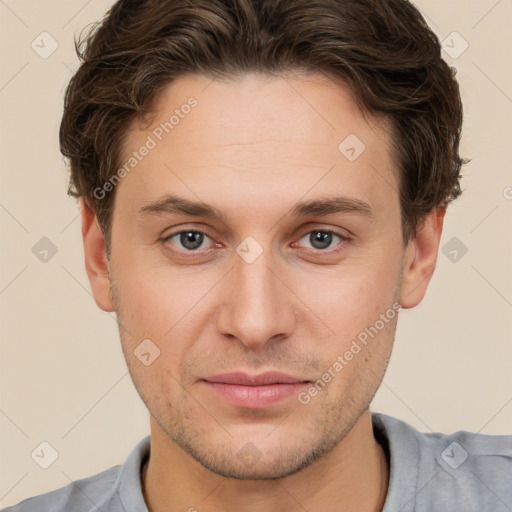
[116,72,397,221]
[136,72,392,153]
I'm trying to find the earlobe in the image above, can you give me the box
[399,207,447,309]
[80,197,115,312]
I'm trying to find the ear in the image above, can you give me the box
[80,197,115,312]
[399,206,446,309]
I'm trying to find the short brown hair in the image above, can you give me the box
[59,0,468,255]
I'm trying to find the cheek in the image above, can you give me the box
[286,249,401,394]
[292,257,401,338]
[112,260,217,382]
[307,309,397,407]
[113,252,196,335]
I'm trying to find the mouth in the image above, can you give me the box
[199,371,311,409]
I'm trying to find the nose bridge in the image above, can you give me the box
[217,240,294,348]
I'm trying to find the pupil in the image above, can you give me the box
[311,231,332,249]
[181,231,203,250]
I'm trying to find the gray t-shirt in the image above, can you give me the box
[3,413,511,511]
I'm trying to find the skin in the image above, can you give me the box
[81,72,446,512]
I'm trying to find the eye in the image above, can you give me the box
[164,230,214,251]
[162,228,350,256]
[296,230,348,251]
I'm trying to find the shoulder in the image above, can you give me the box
[373,412,512,512]
[1,466,121,512]
[1,435,150,512]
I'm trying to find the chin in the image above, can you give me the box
[170,425,343,480]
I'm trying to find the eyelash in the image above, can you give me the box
[162,227,351,257]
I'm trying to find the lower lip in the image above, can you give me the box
[201,381,309,409]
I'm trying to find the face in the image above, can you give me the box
[83,72,440,479]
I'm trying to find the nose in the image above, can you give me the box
[216,245,296,350]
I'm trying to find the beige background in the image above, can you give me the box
[1,0,511,508]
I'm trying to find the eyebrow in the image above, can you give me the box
[137,194,373,221]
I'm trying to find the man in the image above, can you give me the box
[3,0,511,511]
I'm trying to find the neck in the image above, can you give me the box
[141,410,389,512]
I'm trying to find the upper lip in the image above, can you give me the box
[202,371,309,386]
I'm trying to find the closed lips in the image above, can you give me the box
[201,372,310,386]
